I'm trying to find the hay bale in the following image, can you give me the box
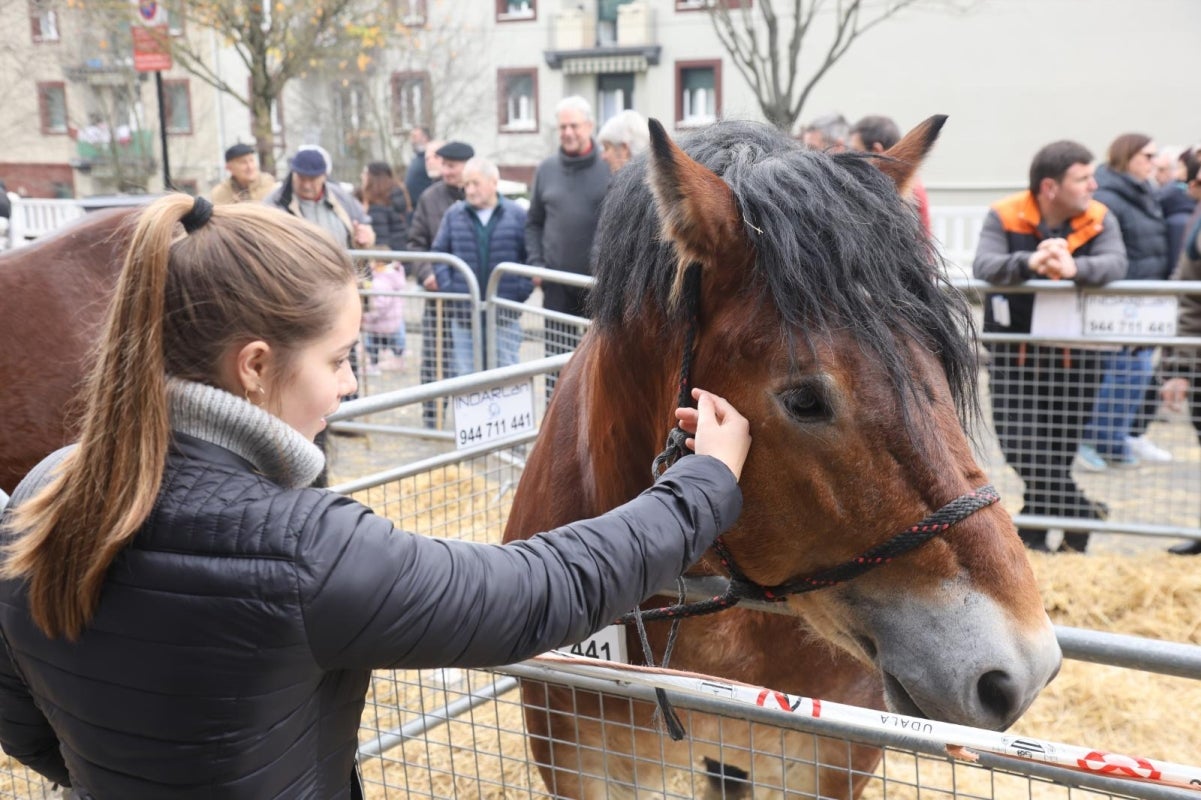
[863,552,1201,800]
[1019,552,1200,765]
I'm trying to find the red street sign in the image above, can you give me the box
[132,24,172,72]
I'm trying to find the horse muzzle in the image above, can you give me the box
[855,582,1062,731]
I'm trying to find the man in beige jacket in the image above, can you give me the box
[210,143,277,205]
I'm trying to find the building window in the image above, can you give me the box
[393,0,427,26]
[37,82,67,134]
[597,0,637,45]
[163,80,192,135]
[675,61,720,127]
[676,0,749,9]
[498,68,537,134]
[29,0,59,42]
[334,81,374,159]
[166,3,186,36]
[597,74,634,125]
[496,0,535,21]
[391,70,431,133]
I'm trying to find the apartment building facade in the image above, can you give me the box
[2,0,1195,203]
[0,0,262,198]
[292,0,750,189]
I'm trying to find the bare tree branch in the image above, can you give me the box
[708,0,964,130]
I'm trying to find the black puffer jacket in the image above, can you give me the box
[366,187,411,253]
[1159,181,1197,271]
[1093,165,1170,280]
[0,437,741,799]
[406,180,465,283]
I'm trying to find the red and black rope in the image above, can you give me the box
[618,483,1001,625]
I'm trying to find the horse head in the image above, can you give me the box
[583,117,1060,731]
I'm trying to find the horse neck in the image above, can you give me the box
[552,326,681,515]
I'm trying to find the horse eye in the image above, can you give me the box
[780,385,828,421]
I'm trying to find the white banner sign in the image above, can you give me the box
[1029,293,1178,339]
[452,379,535,450]
[1082,294,1177,338]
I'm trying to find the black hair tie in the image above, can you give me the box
[181,195,214,233]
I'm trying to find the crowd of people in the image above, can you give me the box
[206,109,1201,555]
[965,132,1200,554]
[207,96,643,425]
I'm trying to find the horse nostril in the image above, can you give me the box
[977,670,1017,723]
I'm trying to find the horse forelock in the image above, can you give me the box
[589,120,978,425]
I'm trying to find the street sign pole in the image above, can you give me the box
[154,71,172,189]
[132,1,173,190]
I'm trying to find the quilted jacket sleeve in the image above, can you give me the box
[0,630,69,787]
[973,210,1031,285]
[297,455,741,670]
[0,450,73,786]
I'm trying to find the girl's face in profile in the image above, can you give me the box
[275,281,361,440]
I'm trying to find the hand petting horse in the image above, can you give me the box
[502,117,1061,799]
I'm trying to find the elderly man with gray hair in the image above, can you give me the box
[800,111,849,152]
[525,95,611,373]
[597,109,649,173]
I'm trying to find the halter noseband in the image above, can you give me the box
[619,483,999,625]
[623,262,1001,625]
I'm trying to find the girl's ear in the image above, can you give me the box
[221,339,272,398]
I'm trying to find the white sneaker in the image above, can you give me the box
[1126,435,1172,463]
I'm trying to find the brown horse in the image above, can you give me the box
[502,118,1061,798]
[0,209,137,495]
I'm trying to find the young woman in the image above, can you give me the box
[361,160,411,253]
[1078,133,1172,469]
[0,195,750,799]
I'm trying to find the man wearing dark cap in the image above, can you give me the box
[265,147,374,249]
[210,142,277,204]
[406,139,474,427]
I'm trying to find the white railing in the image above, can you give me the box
[929,204,988,282]
[4,197,86,248]
[0,198,993,280]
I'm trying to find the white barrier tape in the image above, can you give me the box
[529,653,1201,793]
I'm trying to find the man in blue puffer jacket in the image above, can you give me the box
[431,157,534,376]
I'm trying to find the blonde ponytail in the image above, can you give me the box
[2,196,190,639]
[3,193,355,640]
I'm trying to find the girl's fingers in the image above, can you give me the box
[675,407,699,433]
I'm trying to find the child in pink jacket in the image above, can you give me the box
[361,262,407,373]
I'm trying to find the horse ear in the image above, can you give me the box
[871,114,947,195]
[645,118,748,288]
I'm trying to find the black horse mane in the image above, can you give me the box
[588,119,978,421]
